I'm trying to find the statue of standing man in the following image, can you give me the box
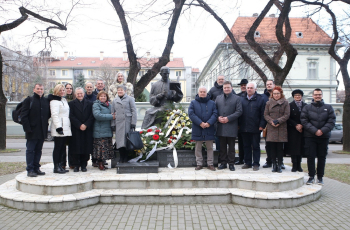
[141,66,183,129]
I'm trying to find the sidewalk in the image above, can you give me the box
[0,173,349,229]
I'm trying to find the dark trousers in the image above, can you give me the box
[61,137,72,167]
[53,137,68,165]
[266,142,284,164]
[219,136,236,165]
[237,132,244,162]
[265,137,272,164]
[305,137,329,179]
[118,147,129,161]
[71,154,90,168]
[26,139,44,172]
[291,155,302,168]
[241,132,261,166]
[215,136,220,151]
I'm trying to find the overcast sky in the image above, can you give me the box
[1,0,346,88]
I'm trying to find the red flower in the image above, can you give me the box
[155,130,160,133]
[168,140,172,144]
[147,129,152,132]
[184,142,187,145]
[139,131,143,134]
[190,140,195,142]
[153,134,160,141]
[169,136,173,139]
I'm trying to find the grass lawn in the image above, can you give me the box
[287,163,350,185]
[0,149,21,153]
[0,162,49,176]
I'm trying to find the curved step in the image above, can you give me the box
[15,164,305,195]
[0,179,322,212]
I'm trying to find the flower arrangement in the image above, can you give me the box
[135,105,196,161]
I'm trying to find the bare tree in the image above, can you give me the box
[0,1,80,150]
[111,0,186,98]
[293,0,350,151]
[92,63,118,94]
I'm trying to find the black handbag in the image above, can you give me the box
[126,129,144,151]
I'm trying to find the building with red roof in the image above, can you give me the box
[197,15,342,103]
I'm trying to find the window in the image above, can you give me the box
[176,71,181,77]
[254,31,260,38]
[296,32,303,38]
[62,70,68,76]
[88,70,94,76]
[239,63,250,79]
[307,58,319,79]
[138,70,145,77]
[49,70,56,76]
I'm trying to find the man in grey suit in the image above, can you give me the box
[215,81,242,171]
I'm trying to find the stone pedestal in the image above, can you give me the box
[157,150,220,167]
[116,161,159,174]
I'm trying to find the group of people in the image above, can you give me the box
[21,72,137,177]
[189,76,336,185]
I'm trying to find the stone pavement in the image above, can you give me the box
[0,174,349,230]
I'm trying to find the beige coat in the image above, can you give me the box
[264,98,290,142]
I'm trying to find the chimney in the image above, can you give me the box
[123,52,127,61]
[64,51,68,61]
[170,52,173,61]
[100,51,104,61]
[269,14,275,17]
[146,51,150,61]
[253,13,258,17]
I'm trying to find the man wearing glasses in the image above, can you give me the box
[301,88,335,185]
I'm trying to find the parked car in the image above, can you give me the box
[329,123,343,143]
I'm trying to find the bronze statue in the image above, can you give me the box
[141,66,183,129]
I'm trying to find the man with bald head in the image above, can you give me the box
[239,82,266,171]
[84,82,96,102]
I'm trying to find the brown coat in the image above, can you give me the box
[264,98,290,142]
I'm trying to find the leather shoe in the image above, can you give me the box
[235,160,244,165]
[217,164,227,170]
[74,167,79,172]
[229,164,235,171]
[241,164,251,169]
[69,166,75,169]
[35,169,45,175]
[27,171,37,177]
[195,165,203,170]
[81,168,87,172]
[262,162,272,168]
[253,165,259,171]
[297,166,303,172]
[207,165,216,171]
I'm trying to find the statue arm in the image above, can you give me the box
[149,84,162,106]
[170,84,183,103]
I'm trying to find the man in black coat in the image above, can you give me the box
[84,82,97,102]
[301,88,336,185]
[236,79,248,165]
[69,87,94,172]
[21,84,50,177]
[93,79,105,96]
[239,82,266,171]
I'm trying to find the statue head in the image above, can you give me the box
[160,66,170,82]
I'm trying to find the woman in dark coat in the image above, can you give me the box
[69,87,94,172]
[92,91,115,170]
[188,86,218,171]
[264,86,290,173]
[285,89,306,172]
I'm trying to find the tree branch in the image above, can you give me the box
[195,0,268,82]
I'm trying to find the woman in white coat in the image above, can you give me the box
[48,84,72,174]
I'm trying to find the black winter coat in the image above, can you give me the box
[300,100,336,138]
[21,93,51,140]
[262,89,270,103]
[285,101,307,156]
[84,93,96,102]
[208,82,235,101]
[69,98,94,155]
[238,92,267,133]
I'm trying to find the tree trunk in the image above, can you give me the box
[340,63,350,151]
[0,50,7,150]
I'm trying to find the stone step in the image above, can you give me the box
[0,179,322,212]
[15,164,304,195]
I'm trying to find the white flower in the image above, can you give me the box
[159,133,164,136]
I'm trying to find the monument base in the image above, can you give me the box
[116,161,159,174]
